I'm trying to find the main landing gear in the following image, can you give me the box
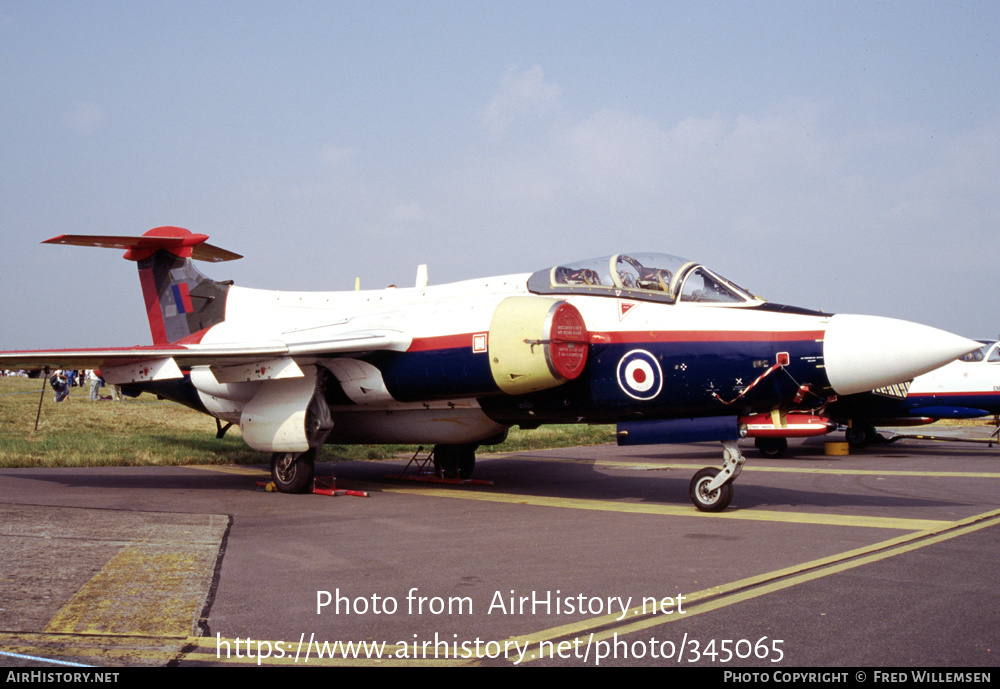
[267,385,334,494]
[754,436,788,458]
[845,423,880,449]
[432,443,477,479]
[689,439,746,512]
[270,448,316,494]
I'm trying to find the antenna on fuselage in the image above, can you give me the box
[415,264,428,288]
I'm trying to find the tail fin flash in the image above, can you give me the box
[44,226,241,345]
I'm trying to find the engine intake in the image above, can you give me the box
[488,297,589,395]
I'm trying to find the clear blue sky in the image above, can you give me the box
[2,1,998,348]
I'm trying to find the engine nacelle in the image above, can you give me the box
[238,365,332,452]
[488,296,589,395]
[190,366,261,402]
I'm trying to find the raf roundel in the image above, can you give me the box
[616,349,664,400]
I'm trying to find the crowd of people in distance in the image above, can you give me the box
[47,369,123,403]
[1,369,126,403]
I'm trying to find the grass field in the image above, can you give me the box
[0,376,614,468]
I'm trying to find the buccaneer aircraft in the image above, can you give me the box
[0,227,978,511]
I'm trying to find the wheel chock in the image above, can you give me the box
[253,478,369,497]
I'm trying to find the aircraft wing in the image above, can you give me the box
[0,329,410,383]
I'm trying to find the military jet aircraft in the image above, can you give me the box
[0,226,978,511]
[827,339,1000,448]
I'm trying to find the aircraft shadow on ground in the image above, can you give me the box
[1,439,975,512]
[332,452,968,512]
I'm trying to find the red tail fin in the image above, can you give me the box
[44,226,241,345]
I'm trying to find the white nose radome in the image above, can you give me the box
[823,314,979,395]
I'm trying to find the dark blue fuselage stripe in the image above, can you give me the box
[380,337,829,421]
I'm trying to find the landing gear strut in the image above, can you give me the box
[688,439,745,512]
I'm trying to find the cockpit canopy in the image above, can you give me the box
[527,253,762,305]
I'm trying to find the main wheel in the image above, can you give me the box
[845,423,877,449]
[432,445,456,477]
[689,467,733,512]
[270,449,316,493]
[754,437,788,458]
[432,444,477,479]
[457,446,476,479]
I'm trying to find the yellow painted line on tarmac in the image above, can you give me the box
[683,464,999,479]
[515,454,1000,478]
[185,636,469,666]
[187,464,267,477]
[511,507,1000,664]
[0,631,191,666]
[378,485,953,531]
[185,457,1000,480]
[1,632,466,668]
[752,467,1000,478]
[0,633,473,666]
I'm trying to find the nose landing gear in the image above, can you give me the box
[688,439,745,512]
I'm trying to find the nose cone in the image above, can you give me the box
[824,314,979,395]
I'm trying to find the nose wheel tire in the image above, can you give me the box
[689,467,734,512]
[270,449,316,493]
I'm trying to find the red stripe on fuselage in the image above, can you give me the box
[911,390,1000,398]
[588,330,826,344]
[406,329,825,353]
[407,333,475,352]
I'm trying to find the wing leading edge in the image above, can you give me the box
[0,329,410,383]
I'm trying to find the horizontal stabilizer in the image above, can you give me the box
[44,226,242,262]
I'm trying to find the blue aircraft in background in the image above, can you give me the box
[830,340,1000,448]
